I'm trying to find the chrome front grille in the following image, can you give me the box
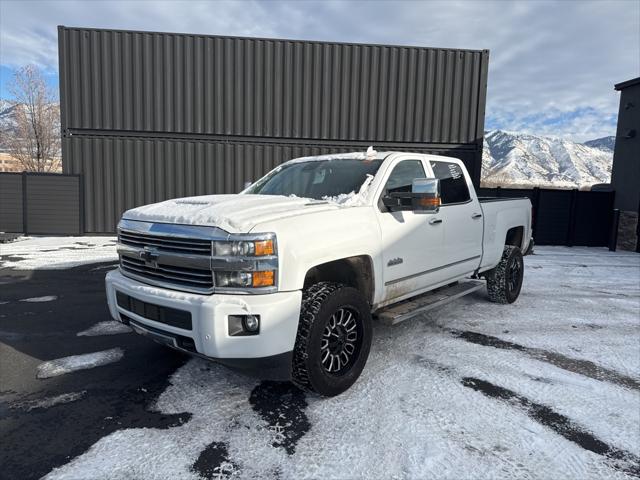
[120,255,214,292]
[119,229,212,255]
[117,221,220,294]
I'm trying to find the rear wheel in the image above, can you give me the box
[485,245,524,304]
[291,282,372,397]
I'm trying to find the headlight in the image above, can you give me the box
[215,270,275,288]
[211,234,277,292]
[213,239,275,257]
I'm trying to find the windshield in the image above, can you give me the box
[244,158,383,200]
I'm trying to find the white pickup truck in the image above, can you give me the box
[106,150,532,396]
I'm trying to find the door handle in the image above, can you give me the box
[472,213,483,219]
[429,218,443,225]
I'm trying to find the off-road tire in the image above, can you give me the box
[485,245,524,304]
[291,282,372,397]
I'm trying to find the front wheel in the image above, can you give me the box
[291,282,372,397]
[485,245,524,304]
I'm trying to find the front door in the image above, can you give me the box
[376,158,447,304]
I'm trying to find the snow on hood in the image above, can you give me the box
[122,194,357,233]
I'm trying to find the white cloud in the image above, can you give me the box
[1,0,638,141]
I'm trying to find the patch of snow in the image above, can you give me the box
[77,321,132,337]
[282,150,374,165]
[20,295,58,303]
[322,173,375,206]
[36,348,124,379]
[12,391,86,411]
[365,146,377,159]
[44,247,640,480]
[0,236,117,270]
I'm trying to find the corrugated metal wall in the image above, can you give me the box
[64,136,478,232]
[59,26,489,233]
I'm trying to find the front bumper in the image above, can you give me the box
[105,269,301,378]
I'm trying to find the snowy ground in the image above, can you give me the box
[0,236,117,270]
[1,240,639,479]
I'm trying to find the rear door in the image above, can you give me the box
[429,159,483,278]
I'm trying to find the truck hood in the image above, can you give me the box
[122,194,344,233]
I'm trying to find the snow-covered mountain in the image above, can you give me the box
[0,100,19,151]
[482,130,613,188]
[583,136,616,152]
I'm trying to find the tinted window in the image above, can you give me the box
[245,158,383,199]
[383,160,426,195]
[430,161,470,204]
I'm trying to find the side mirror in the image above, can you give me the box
[411,178,441,213]
[381,178,441,212]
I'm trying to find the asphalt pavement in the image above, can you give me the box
[0,262,189,480]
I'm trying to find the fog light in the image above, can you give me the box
[228,314,261,336]
[243,315,260,332]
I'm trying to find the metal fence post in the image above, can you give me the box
[566,189,578,247]
[636,199,640,253]
[21,172,28,235]
[609,209,620,252]
[532,187,540,240]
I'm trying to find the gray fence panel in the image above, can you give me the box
[24,175,81,235]
[58,27,489,146]
[476,186,615,247]
[0,174,23,233]
[0,173,81,235]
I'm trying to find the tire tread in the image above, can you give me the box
[486,245,522,304]
[291,282,343,392]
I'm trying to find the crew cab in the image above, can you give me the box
[106,150,532,396]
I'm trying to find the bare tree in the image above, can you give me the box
[5,65,61,172]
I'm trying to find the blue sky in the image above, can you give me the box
[1,0,638,142]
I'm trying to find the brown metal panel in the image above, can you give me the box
[367,46,380,141]
[90,30,101,129]
[475,50,490,143]
[111,30,122,131]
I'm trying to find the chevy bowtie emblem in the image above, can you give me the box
[139,246,160,267]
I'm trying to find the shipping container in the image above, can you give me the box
[58,26,489,233]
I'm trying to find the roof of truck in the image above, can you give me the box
[285,150,460,164]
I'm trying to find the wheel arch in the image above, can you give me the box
[302,255,375,305]
[505,226,525,250]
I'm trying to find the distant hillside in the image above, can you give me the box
[482,130,612,188]
[0,100,18,151]
[583,136,616,152]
